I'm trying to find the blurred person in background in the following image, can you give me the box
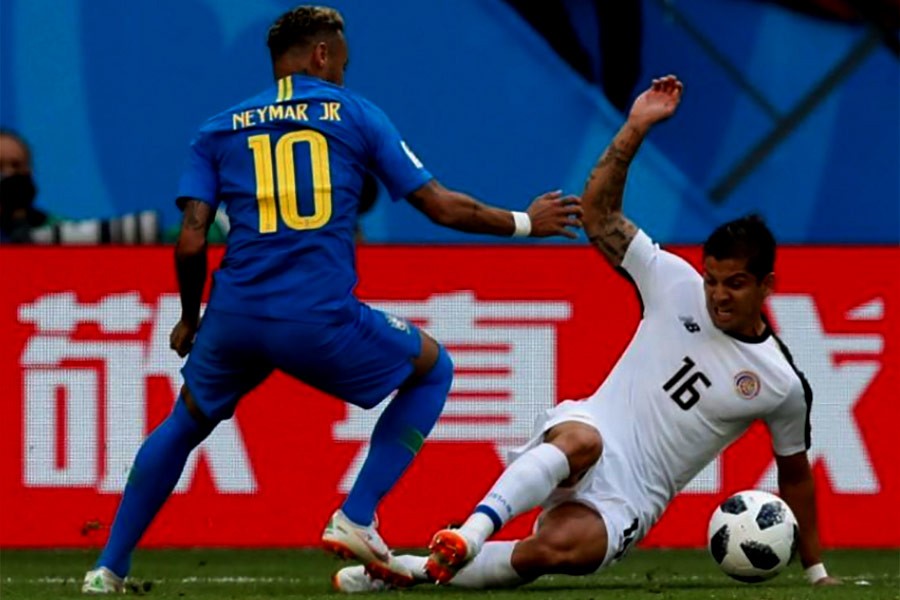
[0,129,51,243]
[0,128,162,244]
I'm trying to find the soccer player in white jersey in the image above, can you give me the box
[332,75,841,592]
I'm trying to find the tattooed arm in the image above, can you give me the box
[583,75,683,267]
[170,199,215,357]
[582,126,642,267]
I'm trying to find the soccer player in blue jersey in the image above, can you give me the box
[82,5,581,594]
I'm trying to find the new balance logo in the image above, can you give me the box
[679,315,701,333]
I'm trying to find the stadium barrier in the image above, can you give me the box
[1,246,896,548]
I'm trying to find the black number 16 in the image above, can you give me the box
[662,356,711,410]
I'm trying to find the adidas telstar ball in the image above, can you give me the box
[707,490,799,583]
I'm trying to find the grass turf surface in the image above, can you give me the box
[0,548,896,599]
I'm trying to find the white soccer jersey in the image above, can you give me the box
[582,230,811,535]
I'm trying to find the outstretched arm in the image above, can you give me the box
[406,181,583,239]
[775,452,841,586]
[170,198,215,357]
[583,75,683,267]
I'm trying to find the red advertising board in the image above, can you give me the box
[0,246,897,548]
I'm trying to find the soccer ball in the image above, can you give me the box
[707,490,798,583]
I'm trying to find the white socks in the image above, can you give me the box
[393,444,569,590]
[395,554,429,581]
[449,541,521,588]
[396,543,521,588]
[462,443,570,547]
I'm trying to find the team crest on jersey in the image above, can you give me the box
[733,371,761,399]
[679,315,701,333]
[383,312,411,333]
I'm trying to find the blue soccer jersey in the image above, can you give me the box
[177,75,432,321]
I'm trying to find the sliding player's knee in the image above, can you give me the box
[570,428,603,472]
[546,423,603,477]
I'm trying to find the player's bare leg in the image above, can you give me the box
[431,502,609,589]
[427,422,602,582]
[409,330,442,378]
[510,502,608,579]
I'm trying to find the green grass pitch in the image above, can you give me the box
[1,548,897,599]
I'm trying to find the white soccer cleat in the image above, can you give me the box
[332,565,392,593]
[425,528,479,584]
[81,566,124,594]
[321,510,414,587]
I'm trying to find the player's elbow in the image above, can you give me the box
[407,181,474,229]
[583,210,619,238]
[175,229,207,258]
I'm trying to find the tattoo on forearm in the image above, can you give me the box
[176,200,212,325]
[583,126,642,217]
[183,200,212,231]
[582,123,644,265]
[584,146,631,190]
[588,217,637,264]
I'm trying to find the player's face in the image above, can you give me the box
[703,256,773,337]
[0,135,30,178]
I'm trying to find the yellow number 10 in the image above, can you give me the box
[247,130,333,233]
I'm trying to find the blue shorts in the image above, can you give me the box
[182,303,422,421]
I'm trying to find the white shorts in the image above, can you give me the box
[507,400,645,570]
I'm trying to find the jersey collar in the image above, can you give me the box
[723,314,772,344]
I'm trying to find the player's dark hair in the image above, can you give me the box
[703,214,776,281]
[267,6,345,61]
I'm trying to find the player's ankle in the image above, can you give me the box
[337,507,374,529]
[461,512,494,549]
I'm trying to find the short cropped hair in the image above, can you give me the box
[267,6,345,61]
[702,214,776,281]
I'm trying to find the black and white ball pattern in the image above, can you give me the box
[707,490,799,583]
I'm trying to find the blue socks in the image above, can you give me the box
[96,396,213,577]
[341,346,453,526]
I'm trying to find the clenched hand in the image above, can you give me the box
[170,320,198,358]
